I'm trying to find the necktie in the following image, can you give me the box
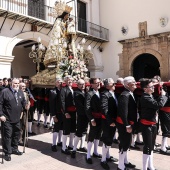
[14,91,18,105]
[113,93,118,106]
[110,91,118,106]
[130,92,136,102]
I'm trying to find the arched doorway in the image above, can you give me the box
[12,40,45,79]
[133,53,160,81]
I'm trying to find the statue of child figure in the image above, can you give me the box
[67,17,76,35]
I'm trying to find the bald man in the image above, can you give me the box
[0,78,29,161]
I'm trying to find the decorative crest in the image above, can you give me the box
[53,0,73,18]
[160,17,168,27]
[121,26,128,36]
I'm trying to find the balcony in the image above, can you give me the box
[0,0,109,42]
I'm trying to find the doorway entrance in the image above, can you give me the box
[133,53,160,81]
[11,40,37,78]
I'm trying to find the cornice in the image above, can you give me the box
[88,65,104,72]
[0,55,15,63]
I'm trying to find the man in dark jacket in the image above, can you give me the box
[60,75,76,155]
[116,76,137,170]
[85,78,102,164]
[71,79,88,158]
[140,78,167,170]
[3,77,9,88]
[0,78,29,161]
[100,78,118,169]
[0,78,4,92]
[49,77,63,152]
[24,79,36,136]
[159,91,170,155]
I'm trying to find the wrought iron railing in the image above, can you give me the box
[0,0,109,41]
[0,0,28,15]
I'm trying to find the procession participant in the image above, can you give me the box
[100,78,118,170]
[49,78,63,152]
[159,85,170,155]
[85,78,102,164]
[71,79,88,158]
[18,82,30,145]
[19,77,23,83]
[60,75,76,155]
[8,78,12,87]
[36,87,45,126]
[132,80,144,147]
[140,78,167,170]
[113,77,124,144]
[0,78,30,161]
[43,88,51,128]
[0,78,4,92]
[116,76,137,170]
[116,77,124,85]
[24,80,36,136]
[3,77,9,88]
[152,76,162,149]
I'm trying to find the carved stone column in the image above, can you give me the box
[158,35,169,80]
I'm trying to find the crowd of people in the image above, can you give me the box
[0,75,170,170]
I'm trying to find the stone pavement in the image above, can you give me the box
[0,121,169,170]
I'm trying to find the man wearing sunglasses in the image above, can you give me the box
[140,78,167,170]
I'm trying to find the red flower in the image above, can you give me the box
[69,56,73,59]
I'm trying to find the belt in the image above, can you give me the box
[101,114,115,120]
[67,106,76,112]
[160,107,170,113]
[92,112,102,118]
[140,119,156,125]
[116,116,134,125]
[44,97,49,101]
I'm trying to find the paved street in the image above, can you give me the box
[0,120,169,170]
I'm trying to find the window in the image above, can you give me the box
[77,0,87,33]
[28,0,45,20]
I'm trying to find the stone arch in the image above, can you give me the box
[128,48,162,75]
[5,31,50,56]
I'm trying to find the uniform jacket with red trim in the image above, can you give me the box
[60,86,75,114]
[74,89,86,116]
[117,89,137,126]
[85,89,101,121]
[100,90,118,125]
[140,93,167,123]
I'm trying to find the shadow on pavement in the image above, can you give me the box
[27,138,120,170]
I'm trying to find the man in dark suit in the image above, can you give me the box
[85,78,102,164]
[71,79,88,158]
[60,75,76,155]
[49,77,63,152]
[100,78,118,169]
[116,76,137,170]
[0,78,29,161]
[140,78,167,170]
[36,87,45,126]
